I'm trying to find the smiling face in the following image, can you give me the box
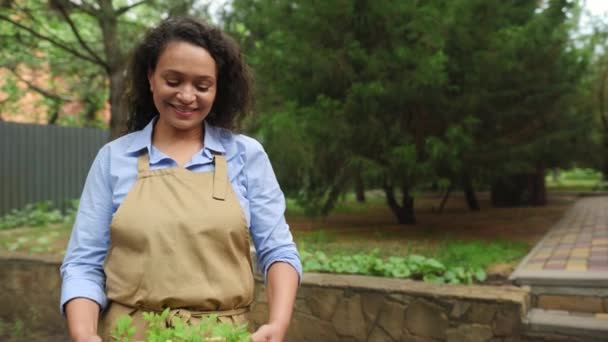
[148,40,217,134]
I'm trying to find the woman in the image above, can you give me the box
[60,17,301,342]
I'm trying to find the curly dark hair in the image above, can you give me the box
[124,17,252,132]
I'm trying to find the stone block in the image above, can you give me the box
[446,324,493,342]
[295,285,312,300]
[332,294,367,341]
[405,299,448,339]
[536,295,603,313]
[389,293,411,305]
[401,329,438,342]
[377,300,406,341]
[361,292,387,327]
[492,308,520,337]
[306,287,342,321]
[469,303,498,324]
[450,301,471,319]
[294,298,312,315]
[367,326,393,342]
[255,283,268,303]
[286,312,340,342]
[249,302,268,326]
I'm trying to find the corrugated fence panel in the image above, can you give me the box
[0,122,109,216]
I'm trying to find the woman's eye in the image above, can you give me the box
[166,80,180,87]
[196,85,210,92]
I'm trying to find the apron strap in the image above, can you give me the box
[213,155,228,201]
[137,150,150,173]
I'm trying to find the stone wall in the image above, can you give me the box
[251,273,529,342]
[1,254,530,341]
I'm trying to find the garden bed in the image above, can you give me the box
[0,192,576,285]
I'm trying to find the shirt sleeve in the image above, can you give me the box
[245,140,302,283]
[59,145,112,314]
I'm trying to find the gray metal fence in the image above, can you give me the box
[0,121,109,216]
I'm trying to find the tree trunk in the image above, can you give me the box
[383,182,415,224]
[99,0,128,140]
[530,163,546,206]
[462,172,480,211]
[603,135,608,181]
[109,70,127,139]
[438,185,452,213]
[321,169,350,215]
[354,170,366,203]
[491,167,546,207]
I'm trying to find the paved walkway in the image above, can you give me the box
[518,196,608,273]
[511,196,608,331]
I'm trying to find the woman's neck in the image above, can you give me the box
[151,120,204,167]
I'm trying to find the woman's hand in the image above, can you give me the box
[251,323,286,342]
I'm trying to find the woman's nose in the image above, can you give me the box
[176,86,196,103]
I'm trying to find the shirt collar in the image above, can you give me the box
[125,117,155,154]
[125,117,226,156]
[203,121,226,155]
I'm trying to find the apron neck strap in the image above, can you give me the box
[213,154,228,201]
[137,150,150,173]
[137,149,227,200]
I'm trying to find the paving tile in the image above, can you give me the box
[589,254,608,261]
[571,249,590,258]
[565,264,587,272]
[557,243,575,249]
[525,262,545,270]
[592,238,608,245]
[566,258,587,265]
[588,265,608,271]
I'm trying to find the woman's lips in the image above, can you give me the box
[171,104,198,118]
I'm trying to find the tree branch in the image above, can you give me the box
[0,14,105,67]
[67,0,98,16]
[55,1,108,68]
[5,67,75,102]
[116,0,148,16]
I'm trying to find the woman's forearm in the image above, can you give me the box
[266,262,299,334]
[65,297,101,341]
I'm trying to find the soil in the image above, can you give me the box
[288,192,575,246]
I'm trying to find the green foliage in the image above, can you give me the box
[227,0,593,221]
[553,168,602,182]
[112,309,251,342]
[0,201,60,230]
[300,249,486,285]
[432,240,528,271]
[0,0,210,130]
[0,199,78,231]
[10,319,24,341]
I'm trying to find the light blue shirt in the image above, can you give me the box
[60,118,302,313]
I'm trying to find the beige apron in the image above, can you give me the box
[99,150,255,341]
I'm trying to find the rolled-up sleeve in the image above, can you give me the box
[60,145,112,314]
[245,140,302,283]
